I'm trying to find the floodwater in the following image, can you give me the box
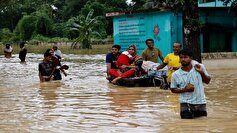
[0,54,236,133]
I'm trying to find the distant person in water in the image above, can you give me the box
[19,41,27,63]
[52,44,62,59]
[38,52,55,82]
[4,43,13,58]
[46,49,67,80]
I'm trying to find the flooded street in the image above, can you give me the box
[0,54,236,133]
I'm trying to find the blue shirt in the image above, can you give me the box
[170,63,209,104]
[106,52,120,69]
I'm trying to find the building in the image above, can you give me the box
[109,0,237,59]
[199,0,237,53]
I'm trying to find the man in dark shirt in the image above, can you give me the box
[19,41,27,63]
[106,45,121,80]
[38,52,55,82]
[44,49,67,81]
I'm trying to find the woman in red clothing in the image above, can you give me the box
[109,44,138,84]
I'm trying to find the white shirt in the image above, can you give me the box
[54,49,62,58]
[170,61,209,104]
[4,46,13,53]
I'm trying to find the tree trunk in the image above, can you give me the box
[183,0,202,63]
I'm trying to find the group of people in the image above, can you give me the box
[3,42,27,62]
[106,38,211,119]
[3,39,211,119]
[3,42,68,82]
[106,38,168,84]
[38,44,68,82]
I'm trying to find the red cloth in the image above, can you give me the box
[109,53,135,78]
[109,69,135,78]
[116,54,132,67]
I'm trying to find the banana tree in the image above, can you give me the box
[69,9,102,49]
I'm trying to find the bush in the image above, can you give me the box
[0,28,13,43]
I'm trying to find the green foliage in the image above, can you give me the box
[80,1,107,38]
[0,0,130,44]
[49,37,69,43]
[69,9,104,49]
[51,23,72,38]
[35,15,53,36]
[185,18,204,32]
[0,28,13,43]
[32,34,50,42]
[14,15,37,40]
[129,0,147,11]
[13,4,55,41]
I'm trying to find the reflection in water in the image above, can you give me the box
[0,54,236,132]
[107,87,142,112]
[39,81,62,107]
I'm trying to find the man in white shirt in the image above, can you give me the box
[53,44,62,59]
[170,49,211,119]
[4,44,13,58]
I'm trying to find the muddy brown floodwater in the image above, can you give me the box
[0,54,236,133]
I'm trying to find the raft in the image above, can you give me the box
[116,76,164,87]
[108,69,169,89]
[109,75,169,89]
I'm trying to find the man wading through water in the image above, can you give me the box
[170,49,211,119]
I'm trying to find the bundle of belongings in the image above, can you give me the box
[142,61,168,79]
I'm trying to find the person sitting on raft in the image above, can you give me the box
[109,44,140,84]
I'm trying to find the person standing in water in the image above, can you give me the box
[38,52,55,82]
[52,44,62,59]
[47,49,67,80]
[19,41,27,63]
[4,43,13,58]
[157,42,182,86]
[170,49,211,119]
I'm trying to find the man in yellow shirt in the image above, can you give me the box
[142,39,164,63]
[157,42,181,83]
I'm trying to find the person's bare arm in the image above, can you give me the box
[120,65,136,69]
[157,63,167,70]
[60,67,67,76]
[39,72,44,82]
[106,63,111,76]
[48,68,55,80]
[159,51,164,62]
[171,84,194,93]
[195,64,211,84]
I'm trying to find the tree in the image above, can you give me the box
[14,15,37,40]
[0,28,13,43]
[180,0,202,63]
[220,0,237,11]
[69,9,103,49]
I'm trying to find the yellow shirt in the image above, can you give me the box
[163,53,181,82]
[142,48,162,63]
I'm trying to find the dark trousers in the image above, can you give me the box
[180,103,207,119]
[53,69,62,80]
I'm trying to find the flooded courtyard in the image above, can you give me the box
[0,53,236,133]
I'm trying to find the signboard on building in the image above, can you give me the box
[113,11,182,61]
